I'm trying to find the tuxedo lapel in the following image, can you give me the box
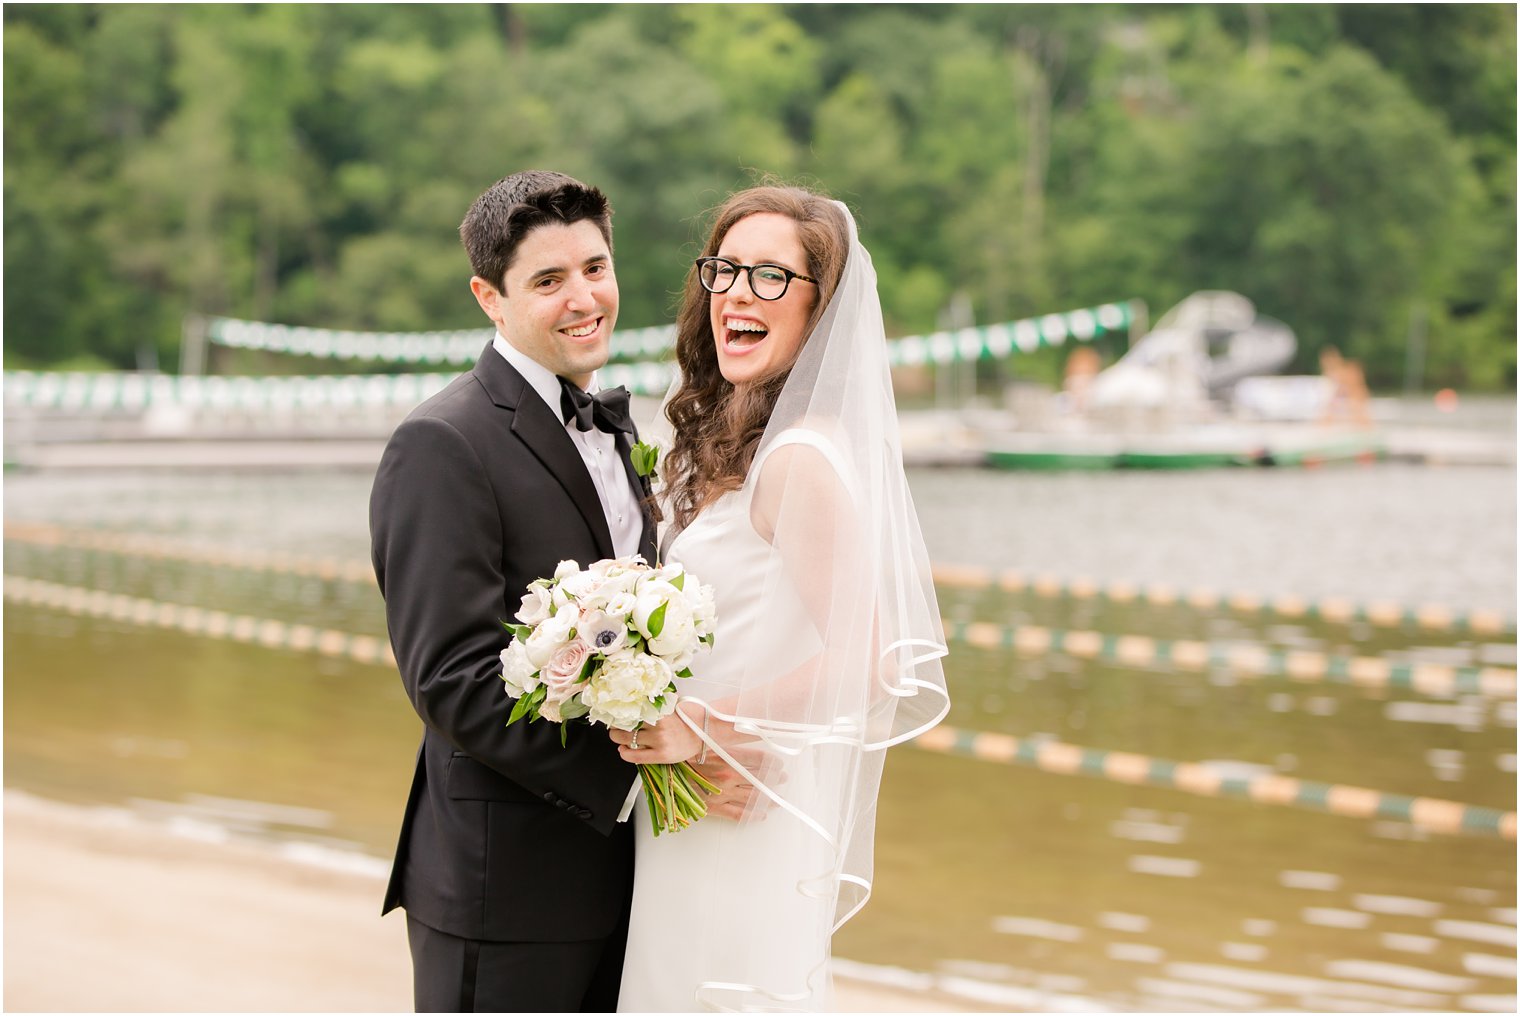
[472,347,615,561]
[614,429,660,565]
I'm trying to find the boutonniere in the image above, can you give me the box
[630,440,661,482]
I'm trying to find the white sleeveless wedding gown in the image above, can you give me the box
[618,434,841,1013]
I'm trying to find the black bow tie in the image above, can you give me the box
[558,377,634,436]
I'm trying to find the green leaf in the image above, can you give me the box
[507,691,534,726]
[558,697,590,721]
[503,623,533,641]
[679,760,722,796]
[631,441,660,478]
[669,571,685,591]
[526,685,548,713]
[676,667,693,678]
[559,723,569,748]
[646,601,667,638]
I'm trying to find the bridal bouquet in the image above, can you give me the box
[500,555,719,836]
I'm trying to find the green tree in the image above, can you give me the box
[2,4,1512,388]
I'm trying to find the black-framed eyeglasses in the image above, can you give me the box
[695,257,817,301]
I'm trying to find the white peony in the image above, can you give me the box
[648,610,697,660]
[690,582,717,635]
[516,583,553,626]
[524,609,576,668]
[499,640,539,698]
[636,582,696,659]
[645,561,682,586]
[630,581,680,639]
[580,651,677,730]
[663,643,696,676]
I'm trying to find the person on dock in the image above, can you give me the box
[1318,345,1372,427]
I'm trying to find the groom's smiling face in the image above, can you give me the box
[473,219,618,389]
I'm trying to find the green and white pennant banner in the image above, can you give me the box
[4,361,679,410]
[885,301,1136,367]
[203,300,1138,367]
[207,317,678,365]
[6,300,1137,413]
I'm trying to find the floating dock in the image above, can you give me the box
[3,408,1511,473]
[966,422,1513,471]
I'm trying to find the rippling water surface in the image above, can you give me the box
[5,419,1515,1011]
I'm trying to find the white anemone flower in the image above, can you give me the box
[577,610,628,655]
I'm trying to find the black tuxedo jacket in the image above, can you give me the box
[370,345,657,942]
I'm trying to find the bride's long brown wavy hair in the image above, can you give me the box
[662,186,850,530]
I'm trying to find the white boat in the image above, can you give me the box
[1088,291,1297,415]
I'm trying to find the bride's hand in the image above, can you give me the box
[690,745,780,821]
[608,714,702,764]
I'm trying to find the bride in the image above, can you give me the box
[607,185,950,1012]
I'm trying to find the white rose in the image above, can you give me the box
[591,555,644,578]
[524,609,576,668]
[594,574,637,605]
[516,584,552,626]
[603,590,637,619]
[576,610,628,655]
[580,651,676,730]
[553,560,580,580]
[594,559,647,598]
[560,569,606,608]
[499,640,539,698]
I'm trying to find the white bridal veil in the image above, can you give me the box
[668,201,951,1007]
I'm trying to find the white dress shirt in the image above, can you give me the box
[493,335,642,559]
[492,334,645,821]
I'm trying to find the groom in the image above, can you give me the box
[370,171,657,1012]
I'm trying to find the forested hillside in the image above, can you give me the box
[4,4,1514,387]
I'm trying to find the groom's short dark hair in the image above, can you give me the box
[460,171,613,293]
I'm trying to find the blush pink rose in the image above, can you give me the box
[541,640,592,705]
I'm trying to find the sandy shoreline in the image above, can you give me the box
[2,791,977,1013]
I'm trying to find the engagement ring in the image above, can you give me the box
[631,729,640,750]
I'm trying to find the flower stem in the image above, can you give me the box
[638,762,724,836]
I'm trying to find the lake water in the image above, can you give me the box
[4,405,1515,1011]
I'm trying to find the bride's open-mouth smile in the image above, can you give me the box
[721,315,769,354]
